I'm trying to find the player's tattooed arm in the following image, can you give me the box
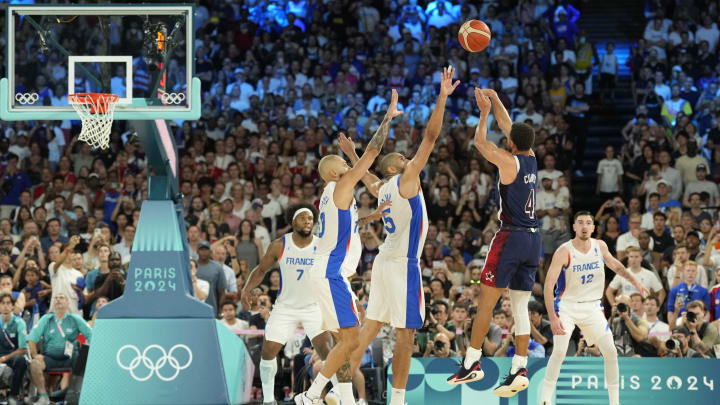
[358,200,392,227]
[368,89,403,153]
[337,360,353,382]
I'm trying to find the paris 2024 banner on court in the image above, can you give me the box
[388,357,720,405]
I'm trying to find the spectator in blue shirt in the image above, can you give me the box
[0,154,31,219]
[668,261,711,327]
[656,179,682,211]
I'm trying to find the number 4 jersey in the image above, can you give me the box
[276,233,319,309]
[555,238,606,304]
[499,154,539,228]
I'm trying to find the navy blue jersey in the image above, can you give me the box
[498,154,539,228]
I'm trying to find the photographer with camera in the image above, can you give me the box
[662,327,698,358]
[610,294,649,356]
[680,300,719,358]
[423,332,457,358]
[416,301,454,353]
[667,261,711,328]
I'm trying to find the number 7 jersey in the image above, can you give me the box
[277,233,319,309]
[499,154,539,228]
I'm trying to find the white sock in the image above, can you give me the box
[338,382,355,405]
[608,384,620,405]
[307,372,330,400]
[389,388,405,405]
[259,358,277,403]
[464,346,482,369]
[511,355,527,374]
[540,379,556,403]
[330,373,340,387]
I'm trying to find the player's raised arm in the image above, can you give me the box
[472,89,518,184]
[336,89,403,200]
[598,239,650,297]
[338,132,384,197]
[481,89,512,140]
[241,238,283,307]
[404,66,460,180]
[543,245,570,335]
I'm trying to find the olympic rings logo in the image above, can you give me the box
[116,344,193,382]
[160,92,186,105]
[15,93,39,105]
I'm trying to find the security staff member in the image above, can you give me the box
[0,293,28,405]
[26,293,92,405]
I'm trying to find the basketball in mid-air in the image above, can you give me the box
[458,20,491,52]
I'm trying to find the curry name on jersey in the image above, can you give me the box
[499,155,539,228]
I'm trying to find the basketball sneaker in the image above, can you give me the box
[446,358,485,385]
[493,368,529,397]
[324,388,341,405]
[294,392,322,405]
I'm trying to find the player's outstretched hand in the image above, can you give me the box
[550,316,566,335]
[338,132,356,157]
[386,89,403,119]
[636,284,651,298]
[474,88,491,115]
[440,66,461,97]
[479,88,498,98]
[378,199,392,214]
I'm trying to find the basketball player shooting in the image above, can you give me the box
[447,89,540,397]
[540,211,649,405]
[337,66,459,405]
[295,90,402,405]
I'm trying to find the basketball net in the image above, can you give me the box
[68,93,118,150]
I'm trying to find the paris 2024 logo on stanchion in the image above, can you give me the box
[116,344,193,382]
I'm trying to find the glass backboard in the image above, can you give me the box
[1,4,199,121]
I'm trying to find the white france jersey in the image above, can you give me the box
[378,174,428,259]
[277,233,319,309]
[555,238,605,304]
[316,181,361,278]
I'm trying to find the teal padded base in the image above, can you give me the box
[0,77,201,121]
[80,318,249,405]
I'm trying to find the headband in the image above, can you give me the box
[293,208,314,221]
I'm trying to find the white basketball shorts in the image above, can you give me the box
[365,253,425,329]
[557,299,611,346]
[264,303,324,345]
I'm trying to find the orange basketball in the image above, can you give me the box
[458,20,492,52]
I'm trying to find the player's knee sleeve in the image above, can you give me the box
[509,290,531,335]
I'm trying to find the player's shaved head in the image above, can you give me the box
[318,155,346,182]
[379,152,404,178]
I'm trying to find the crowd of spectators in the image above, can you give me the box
[0,0,720,402]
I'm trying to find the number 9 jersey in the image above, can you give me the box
[499,155,539,228]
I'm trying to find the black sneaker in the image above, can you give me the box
[493,368,529,397]
[446,359,485,385]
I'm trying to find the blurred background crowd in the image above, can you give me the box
[1,0,720,403]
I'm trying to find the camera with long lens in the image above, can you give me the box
[686,311,697,323]
[434,340,446,350]
[666,338,681,351]
[430,306,440,316]
[617,303,628,313]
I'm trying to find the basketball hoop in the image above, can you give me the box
[68,93,119,150]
